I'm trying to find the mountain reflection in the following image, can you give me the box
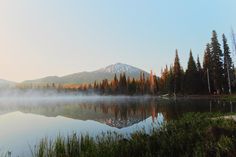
[0,97,235,128]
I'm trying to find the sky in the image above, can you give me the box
[0,0,236,82]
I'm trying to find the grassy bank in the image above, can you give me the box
[221,94,236,101]
[32,113,236,157]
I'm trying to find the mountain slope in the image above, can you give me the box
[97,63,144,74]
[23,63,149,84]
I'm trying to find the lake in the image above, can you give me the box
[0,96,235,156]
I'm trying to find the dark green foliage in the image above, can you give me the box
[185,50,199,94]
[17,30,236,96]
[127,78,137,95]
[166,66,174,94]
[211,30,224,94]
[196,55,205,93]
[223,34,234,93]
[203,43,214,94]
[118,73,127,94]
[173,50,183,94]
[32,113,236,157]
[111,74,119,94]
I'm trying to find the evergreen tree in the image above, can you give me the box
[196,55,204,93]
[166,66,174,94]
[222,34,234,93]
[210,30,224,94]
[93,81,98,93]
[149,70,154,94]
[159,65,169,93]
[145,78,151,94]
[112,74,119,94]
[196,55,202,72]
[203,43,213,93]
[139,72,145,94]
[173,50,183,94]
[118,73,127,94]
[129,78,137,95]
[203,44,212,71]
[153,75,159,94]
[185,50,198,94]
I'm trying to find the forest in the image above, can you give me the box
[17,30,236,96]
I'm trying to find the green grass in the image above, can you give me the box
[32,113,236,157]
[219,94,236,101]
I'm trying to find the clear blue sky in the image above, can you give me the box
[0,0,236,82]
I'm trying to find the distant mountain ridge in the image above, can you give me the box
[97,63,144,74]
[22,63,149,85]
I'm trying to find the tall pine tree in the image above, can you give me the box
[196,55,204,93]
[203,43,213,93]
[210,30,224,94]
[185,50,198,94]
[168,66,175,94]
[112,74,119,94]
[173,50,183,94]
[222,34,234,93]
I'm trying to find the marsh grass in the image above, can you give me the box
[32,113,236,157]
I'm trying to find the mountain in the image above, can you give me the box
[97,63,144,74]
[23,63,149,85]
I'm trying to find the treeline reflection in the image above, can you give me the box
[0,98,235,128]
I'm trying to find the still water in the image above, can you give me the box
[0,96,235,156]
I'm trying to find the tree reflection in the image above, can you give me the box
[0,98,236,128]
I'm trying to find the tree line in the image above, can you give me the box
[90,30,235,95]
[18,30,236,95]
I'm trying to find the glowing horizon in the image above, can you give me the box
[0,0,236,82]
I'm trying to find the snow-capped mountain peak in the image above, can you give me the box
[23,63,149,84]
[98,63,144,74]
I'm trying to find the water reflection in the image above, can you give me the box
[0,111,163,156]
[0,96,236,156]
[0,97,235,128]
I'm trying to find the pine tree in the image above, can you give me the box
[159,65,169,93]
[185,50,198,94]
[196,55,202,72]
[187,50,197,72]
[203,44,212,71]
[203,43,213,93]
[222,34,234,94]
[93,81,98,92]
[118,73,127,94]
[153,75,159,94]
[130,78,137,95]
[149,70,154,94]
[173,50,183,94]
[211,30,224,94]
[196,55,204,93]
[139,72,145,94]
[166,66,174,94]
[112,74,119,94]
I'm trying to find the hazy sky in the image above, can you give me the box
[0,0,236,82]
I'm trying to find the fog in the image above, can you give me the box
[0,88,157,105]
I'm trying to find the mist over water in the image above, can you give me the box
[1,89,236,156]
[0,88,155,99]
[0,89,158,111]
[0,90,163,156]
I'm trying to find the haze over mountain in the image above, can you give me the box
[22,63,149,85]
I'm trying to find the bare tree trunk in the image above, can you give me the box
[226,58,232,94]
[207,68,211,94]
